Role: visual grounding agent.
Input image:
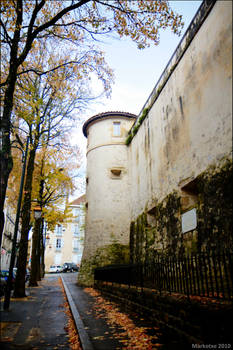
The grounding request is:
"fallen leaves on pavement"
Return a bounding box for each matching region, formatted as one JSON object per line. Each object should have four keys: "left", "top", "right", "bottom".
{"left": 84, "top": 287, "right": 163, "bottom": 349}
{"left": 0, "top": 322, "right": 21, "bottom": 342}
{"left": 58, "top": 278, "right": 82, "bottom": 350}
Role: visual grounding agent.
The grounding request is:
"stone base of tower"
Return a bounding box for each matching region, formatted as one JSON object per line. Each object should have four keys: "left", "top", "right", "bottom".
{"left": 77, "top": 243, "right": 130, "bottom": 286}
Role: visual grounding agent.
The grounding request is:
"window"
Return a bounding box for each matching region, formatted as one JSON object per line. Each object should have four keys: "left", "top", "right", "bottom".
{"left": 56, "top": 238, "right": 61, "bottom": 249}
{"left": 56, "top": 225, "right": 62, "bottom": 236}
{"left": 73, "top": 240, "right": 79, "bottom": 248}
{"left": 113, "top": 122, "right": 121, "bottom": 136}
{"left": 110, "top": 168, "right": 123, "bottom": 179}
{"left": 73, "top": 224, "right": 79, "bottom": 236}
{"left": 73, "top": 209, "right": 79, "bottom": 222}
{"left": 179, "top": 177, "right": 199, "bottom": 211}
{"left": 79, "top": 215, "right": 85, "bottom": 226}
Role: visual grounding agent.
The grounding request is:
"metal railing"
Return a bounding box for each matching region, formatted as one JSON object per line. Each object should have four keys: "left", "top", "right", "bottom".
{"left": 94, "top": 251, "right": 233, "bottom": 300}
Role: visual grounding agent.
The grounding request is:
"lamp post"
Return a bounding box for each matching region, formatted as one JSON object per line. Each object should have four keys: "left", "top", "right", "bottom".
{"left": 29, "top": 206, "right": 42, "bottom": 286}
{"left": 34, "top": 207, "right": 42, "bottom": 220}
{"left": 40, "top": 221, "right": 48, "bottom": 278}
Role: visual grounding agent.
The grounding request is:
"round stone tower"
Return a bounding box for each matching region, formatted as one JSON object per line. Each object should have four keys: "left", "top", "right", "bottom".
{"left": 82, "top": 111, "right": 136, "bottom": 261}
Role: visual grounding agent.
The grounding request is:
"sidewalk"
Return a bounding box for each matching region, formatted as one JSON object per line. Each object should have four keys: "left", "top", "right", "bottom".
{"left": 0, "top": 274, "right": 126, "bottom": 350}
{"left": 1, "top": 273, "right": 190, "bottom": 350}
{"left": 0, "top": 275, "right": 71, "bottom": 350}
{"left": 62, "top": 273, "right": 189, "bottom": 350}
{"left": 61, "top": 274, "right": 124, "bottom": 350}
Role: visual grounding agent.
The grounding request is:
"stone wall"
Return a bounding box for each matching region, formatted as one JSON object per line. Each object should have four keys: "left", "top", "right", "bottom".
{"left": 128, "top": 1, "right": 232, "bottom": 261}
{"left": 95, "top": 282, "right": 233, "bottom": 345}
{"left": 130, "top": 158, "right": 232, "bottom": 262}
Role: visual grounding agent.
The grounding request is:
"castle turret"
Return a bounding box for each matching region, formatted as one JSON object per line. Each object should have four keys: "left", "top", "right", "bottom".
{"left": 81, "top": 111, "right": 136, "bottom": 262}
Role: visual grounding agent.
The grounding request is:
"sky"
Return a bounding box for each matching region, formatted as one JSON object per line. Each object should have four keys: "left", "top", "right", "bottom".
{"left": 71, "top": 1, "right": 202, "bottom": 199}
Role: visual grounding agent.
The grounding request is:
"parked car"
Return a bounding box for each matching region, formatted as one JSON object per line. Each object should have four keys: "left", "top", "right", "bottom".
{"left": 55, "top": 265, "right": 63, "bottom": 273}
{"left": 62, "top": 263, "right": 79, "bottom": 272}
{"left": 49, "top": 265, "right": 58, "bottom": 273}
{"left": 0, "top": 269, "right": 16, "bottom": 295}
{"left": 0, "top": 273, "right": 7, "bottom": 296}
{"left": 49, "top": 265, "right": 63, "bottom": 273}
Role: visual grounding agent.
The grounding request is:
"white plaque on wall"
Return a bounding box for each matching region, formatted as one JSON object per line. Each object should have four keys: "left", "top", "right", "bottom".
{"left": 181, "top": 208, "right": 197, "bottom": 233}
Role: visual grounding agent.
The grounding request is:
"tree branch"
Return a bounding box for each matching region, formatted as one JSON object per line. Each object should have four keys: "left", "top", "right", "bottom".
{"left": 16, "top": 58, "right": 88, "bottom": 77}
{"left": 0, "top": 18, "right": 12, "bottom": 45}
{"left": 17, "top": 0, "right": 91, "bottom": 67}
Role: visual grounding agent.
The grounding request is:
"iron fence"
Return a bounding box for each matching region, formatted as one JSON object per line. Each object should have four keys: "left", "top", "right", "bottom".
{"left": 94, "top": 251, "right": 233, "bottom": 300}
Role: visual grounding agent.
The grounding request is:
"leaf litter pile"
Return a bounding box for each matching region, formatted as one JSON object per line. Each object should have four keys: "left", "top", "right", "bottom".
{"left": 84, "top": 287, "right": 163, "bottom": 349}
{"left": 59, "top": 277, "right": 81, "bottom": 350}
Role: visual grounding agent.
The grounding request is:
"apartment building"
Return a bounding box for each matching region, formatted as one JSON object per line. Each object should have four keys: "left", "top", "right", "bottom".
{"left": 0, "top": 201, "right": 22, "bottom": 270}
{"left": 44, "top": 195, "right": 85, "bottom": 271}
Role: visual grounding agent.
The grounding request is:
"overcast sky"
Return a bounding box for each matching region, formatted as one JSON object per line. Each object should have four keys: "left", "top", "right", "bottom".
{"left": 71, "top": 1, "right": 202, "bottom": 198}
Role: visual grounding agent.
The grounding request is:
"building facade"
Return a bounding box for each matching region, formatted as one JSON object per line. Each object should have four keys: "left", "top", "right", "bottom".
{"left": 44, "top": 195, "right": 85, "bottom": 271}
{"left": 79, "top": 1, "right": 232, "bottom": 284}
{"left": 0, "top": 201, "right": 22, "bottom": 270}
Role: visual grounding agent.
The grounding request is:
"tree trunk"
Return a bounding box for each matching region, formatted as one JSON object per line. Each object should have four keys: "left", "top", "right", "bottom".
{"left": 40, "top": 222, "right": 45, "bottom": 278}
{"left": 14, "top": 147, "right": 36, "bottom": 297}
{"left": 0, "top": 1, "right": 22, "bottom": 244}
{"left": 0, "top": 76, "right": 17, "bottom": 246}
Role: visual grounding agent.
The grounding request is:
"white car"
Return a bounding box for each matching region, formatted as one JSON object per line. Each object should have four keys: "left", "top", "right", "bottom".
{"left": 49, "top": 265, "right": 58, "bottom": 273}
{"left": 49, "top": 265, "right": 63, "bottom": 273}
{"left": 55, "top": 265, "right": 63, "bottom": 272}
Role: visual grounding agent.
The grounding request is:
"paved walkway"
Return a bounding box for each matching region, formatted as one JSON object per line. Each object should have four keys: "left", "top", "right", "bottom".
{"left": 62, "top": 273, "right": 124, "bottom": 350}
{"left": 0, "top": 275, "right": 70, "bottom": 349}
{"left": 61, "top": 273, "right": 189, "bottom": 350}
{"left": 0, "top": 274, "right": 127, "bottom": 350}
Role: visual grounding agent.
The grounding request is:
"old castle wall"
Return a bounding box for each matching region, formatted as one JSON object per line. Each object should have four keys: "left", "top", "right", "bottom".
{"left": 79, "top": 1, "right": 232, "bottom": 285}
{"left": 81, "top": 115, "right": 135, "bottom": 261}
{"left": 128, "top": 1, "right": 232, "bottom": 261}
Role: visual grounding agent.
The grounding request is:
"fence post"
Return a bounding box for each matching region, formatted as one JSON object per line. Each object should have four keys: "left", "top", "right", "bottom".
{"left": 183, "top": 256, "right": 190, "bottom": 299}
{"left": 140, "top": 264, "right": 143, "bottom": 293}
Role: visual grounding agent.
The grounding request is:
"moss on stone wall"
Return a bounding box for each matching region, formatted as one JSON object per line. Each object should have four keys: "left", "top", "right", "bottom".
{"left": 130, "top": 192, "right": 182, "bottom": 264}
{"left": 77, "top": 243, "right": 130, "bottom": 286}
{"left": 196, "top": 158, "right": 233, "bottom": 251}
{"left": 130, "top": 158, "right": 232, "bottom": 262}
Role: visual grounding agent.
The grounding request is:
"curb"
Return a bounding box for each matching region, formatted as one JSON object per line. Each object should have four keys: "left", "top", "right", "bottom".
{"left": 61, "top": 276, "right": 94, "bottom": 350}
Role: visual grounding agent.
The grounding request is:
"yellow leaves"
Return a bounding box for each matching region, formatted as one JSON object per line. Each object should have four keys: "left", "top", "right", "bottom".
{"left": 59, "top": 278, "right": 82, "bottom": 350}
